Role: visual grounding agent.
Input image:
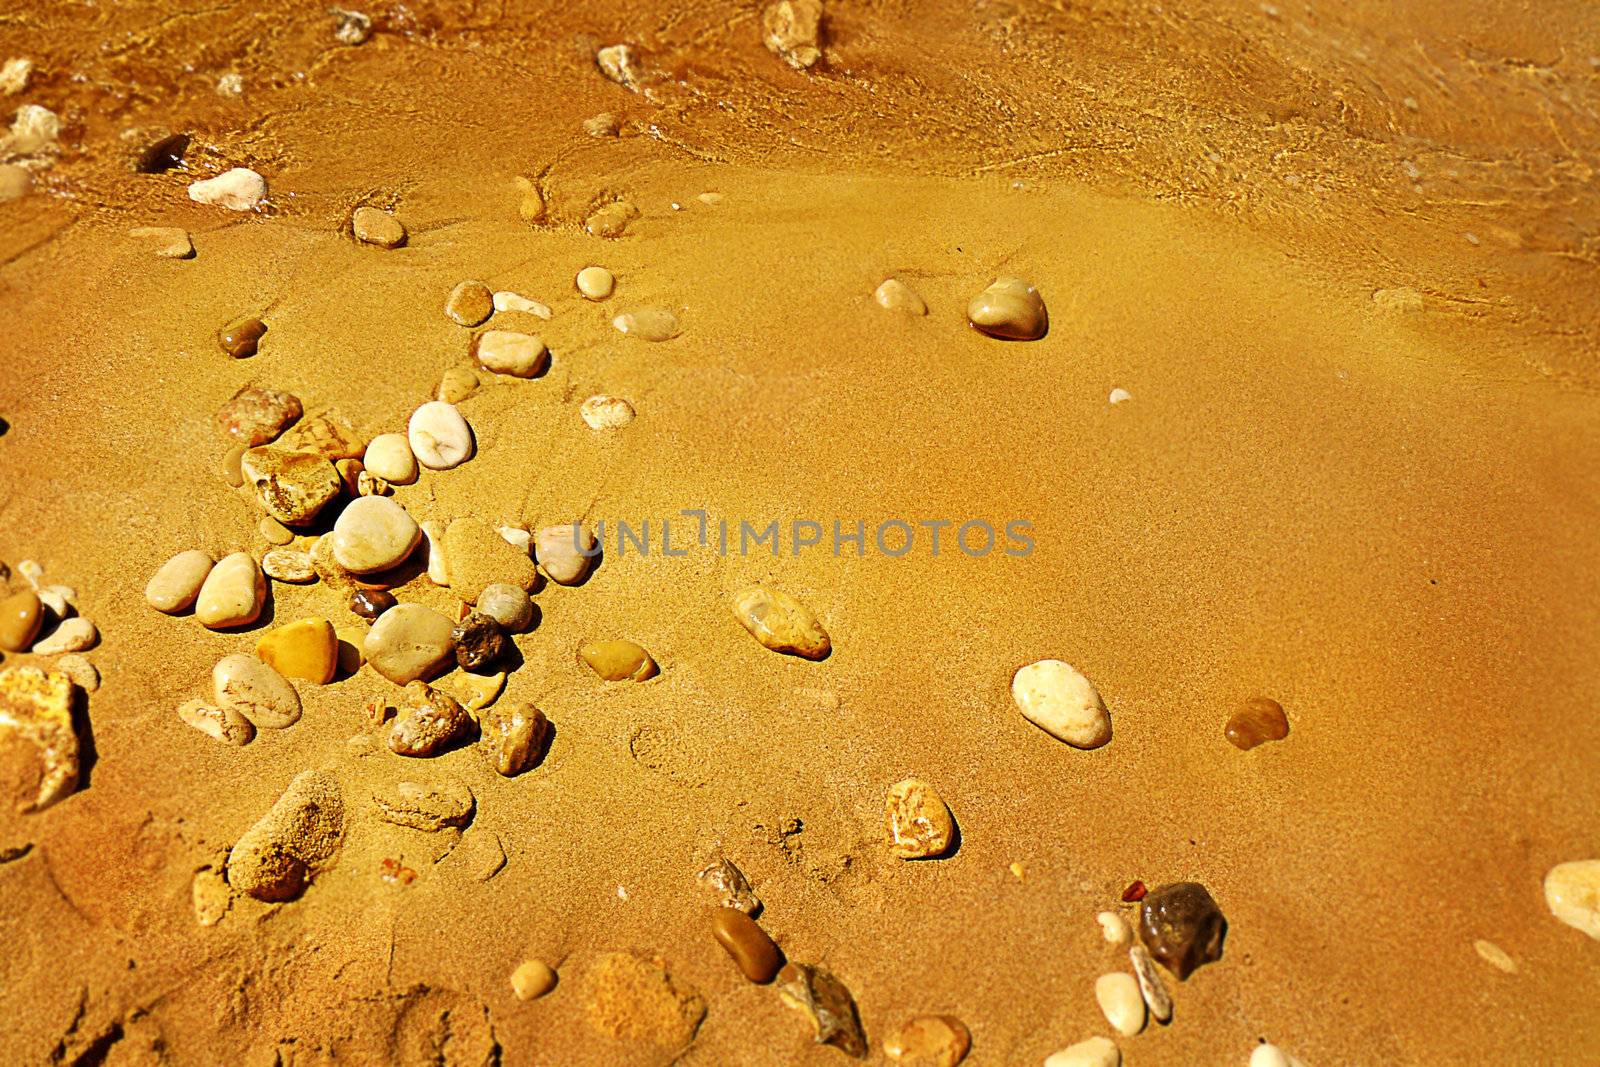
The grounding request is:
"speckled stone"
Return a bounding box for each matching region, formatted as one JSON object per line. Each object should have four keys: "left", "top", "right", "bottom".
{"left": 215, "top": 386, "right": 302, "bottom": 447}
{"left": 445, "top": 280, "right": 494, "bottom": 326}
{"left": 731, "top": 586, "right": 830, "bottom": 660}
{"left": 241, "top": 447, "right": 342, "bottom": 526}
{"left": 213, "top": 651, "right": 302, "bottom": 729}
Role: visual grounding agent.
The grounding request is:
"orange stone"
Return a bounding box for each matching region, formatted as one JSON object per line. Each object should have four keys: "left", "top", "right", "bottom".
{"left": 256, "top": 617, "right": 338, "bottom": 684}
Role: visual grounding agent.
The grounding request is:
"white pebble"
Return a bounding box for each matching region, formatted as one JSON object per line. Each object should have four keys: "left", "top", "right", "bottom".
{"left": 492, "top": 291, "right": 552, "bottom": 318}
{"left": 1012, "top": 659, "right": 1112, "bottom": 749}
{"left": 576, "top": 266, "right": 615, "bottom": 300}
{"left": 5, "top": 104, "right": 59, "bottom": 155}
{"left": 0, "top": 58, "right": 33, "bottom": 96}
{"left": 261, "top": 549, "right": 316, "bottom": 584}
{"left": 474, "top": 330, "right": 548, "bottom": 379}
{"left": 581, "top": 394, "right": 635, "bottom": 430}
{"left": 422, "top": 520, "right": 449, "bottom": 586}
{"left": 213, "top": 652, "right": 301, "bottom": 729}
{"left": 498, "top": 526, "right": 532, "bottom": 555}
{"left": 612, "top": 306, "right": 679, "bottom": 341}
{"left": 1108, "top": 388, "right": 1132, "bottom": 404}
{"left": 873, "top": 277, "right": 927, "bottom": 315}
{"left": 1097, "top": 911, "right": 1131, "bottom": 946}
{"left": 408, "top": 401, "right": 473, "bottom": 469}
{"left": 1544, "top": 859, "right": 1600, "bottom": 940}
{"left": 42, "top": 583, "right": 75, "bottom": 605}
{"left": 1043, "top": 1036, "right": 1120, "bottom": 1067}
{"left": 1094, "top": 972, "right": 1145, "bottom": 1037}
{"left": 1249, "top": 1045, "right": 1292, "bottom": 1067}
{"left": 216, "top": 72, "right": 244, "bottom": 96}
{"left": 37, "top": 588, "right": 71, "bottom": 619}
{"left": 364, "top": 433, "right": 418, "bottom": 485}
{"left": 188, "top": 167, "right": 266, "bottom": 211}
{"left": 32, "top": 617, "right": 97, "bottom": 655}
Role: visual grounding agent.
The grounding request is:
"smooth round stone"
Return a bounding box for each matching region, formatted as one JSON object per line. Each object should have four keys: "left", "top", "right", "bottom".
{"left": 1544, "top": 860, "right": 1600, "bottom": 940}
{"left": 445, "top": 280, "right": 494, "bottom": 327}
{"left": 241, "top": 447, "right": 342, "bottom": 526}
{"left": 477, "top": 583, "right": 534, "bottom": 633}
{"left": 331, "top": 497, "right": 421, "bottom": 574}
{"left": 188, "top": 167, "right": 266, "bottom": 211}
{"left": 213, "top": 652, "right": 301, "bottom": 728}
{"left": 967, "top": 276, "right": 1048, "bottom": 340}
{"left": 884, "top": 777, "right": 955, "bottom": 859}
{"left": 363, "top": 433, "right": 418, "bottom": 485}
{"left": 473, "top": 330, "right": 548, "bottom": 378}
{"left": 262, "top": 549, "right": 315, "bottom": 584}
{"left": 177, "top": 698, "right": 255, "bottom": 746}
{"left": 731, "top": 586, "right": 831, "bottom": 660}
{"left": 195, "top": 552, "right": 266, "bottom": 629}
{"left": 511, "top": 959, "right": 557, "bottom": 1001}
{"left": 576, "top": 266, "right": 615, "bottom": 300}
{"left": 1011, "top": 659, "right": 1111, "bottom": 749}
{"left": 349, "top": 588, "right": 396, "bottom": 621}
{"left": 258, "top": 516, "right": 294, "bottom": 546}
{"left": 1095, "top": 972, "right": 1144, "bottom": 1036}
{"left": 882, "top": 1014, "right": 971, "bottom": 1066}
{"left": 146, "top": 550, "right": 214, "bottom": 613}
{"left": 256, "top": 618, "right": 338, "bottom": 684}
{"left": 437, "top": 366, "right": 479, "bottom": 404}
{"left": 0, "top": 589, "right": 43, "bottom": 652}
{"left": 352, "top": 206, "right": 405, "bottom": 248}
{"left": 874, "top": 278, "right": 928, "bottom": 315}
{"left": 581, "top": 395, "right": 635, "bottom": 430}
{"left": 32, "top": 617, "right": 97, "bottom": 655}
{"left": 578, "top": 638, "right": 658, "bottom": 681}
{"left": 364, "top": 604, "right": 456, "bottom": 685}
{"left": 712, "top": 907, "right": 781, "bottom": 983}
{"left": 534, "top": 523, "right": 597, "bottom": 586}
{"left": 1043, "top": 1037, "right": 1120, "bottom": 1067}
{"left": 612, "top": 306, "right": 680, "bottom": 341}
{"left": 408, "top": 401, "right": 473, "bottom": 470}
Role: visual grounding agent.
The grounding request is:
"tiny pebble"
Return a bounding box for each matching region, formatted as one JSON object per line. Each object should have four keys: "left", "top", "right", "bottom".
{"left": 1095, "top": 972, "right": 1145, "bottom": 1036}
{"left": 437, "top": 366, "right": 480, "bottom": 404}
{"left": 451, "top": 611, "right": 508, "bottom": 671}
{"left": 514, "top": 175, "right": 545, "bottom": 224}
{"left": 389, "top": 680, "right": 471, "bottom": 756}
{"left": 1011, "top": 659, "right": 1111, "bottom": 749}
{"left": 348, "top": 588, "right": 396, "bottom": 621}
{"left": 36, "top": 588, "right": 70, "bottom": 619}
{"left": 585, "top": 200, "right": 639, "bottom": 237}
{"left": 1225, "top": 696, "right": 1289, "bottom": 750}
{"left": 448, "top": 669, "right": 508, "bottom": 713}
{"left": 874, "top": 278, "right": 927, "bottom": 315}
{"left": 612, "top": 306, "right": 679, "bottom": 341}
{"left": 188, "top": 167, "right": 266, "bottom": 211}
{"left": 763, "top": 0, "right": 823, "bottom": 69}
{"left": 511, "top": 959, "right": 557, "bottom": 1001}
{"left": 408, "top": 401, "right": 474, "bottom": 470}
{"left": 596, "top": 44, "right": 641, "bottom": 89}
{"left": 576, "top": 266, "right": 615, "bottom": 300}
{"left": 262, "top": 549, "right": 315, "bottom": 584}
{"left": 578, "top": 638, "right": 658, "bottom": 681}
{"left": 583, "top": 112, "right": 620, "bottom": 137}
{"left": 223, "top": 444, "right": 248, "bottom": 486}
{"left": 257, "top": 516, "right": 294, "bottom": 546}
{"left": 17, "top": 560, "right": 42, "bottom": 587}
{"left": 1098, "top": 911, "right": 1131, "bottom": 946}
{"left": 498, "top": 525, "right": 531, "bottom": 555}
{"left": 1108, "top": 388, "right": 1132, "bottom": 404}
{"left": 1473, "top": 939, "right": 1518, "bottom": 973}
{"left": 492, "top": 291, "right": 551, "bottom": 317}
{"left": 445, "top": 280, "right": 494, "bottom": 327}
{"left": 32, "top": 617, "right": 97, "bottom": 655}
{"left": 882, "top": 1014, "right": 971, "bottom": 1066}
{"left": 581, "top": 395, "right": 635, "bottom": 430}
{"left": 219, "top": 317, "right": 266, "bottom": 358}
{"left": 352, "top": 205, "right": 405, "bottom": 248}
{"left": 473, "top": 330, "right": 549, "bottom": 378}
{"left": 0, "top": 58, "right": 32, "bottom": 95}
{"left": 422, "top": 520, "right": 449, "bottom": 586}
{"left": 146, "top": 550, "right": 214, "bottom": 613}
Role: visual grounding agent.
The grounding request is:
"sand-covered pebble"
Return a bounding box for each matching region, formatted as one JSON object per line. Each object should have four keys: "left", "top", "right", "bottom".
{"left": 364, "top": 603, "right": 455, "bottom": 684}
{"left": 612, "top": 306, "right": 680, "bottom": 341}
{"left": 408, "top": 401, "right": 473, "bottom": 470}
{"left": 32, "top": 617, "right": 96, "bottom": 655}
{"left": 262, "top": 549, "right": 315, "bottom": 584}
{"left": 697, "top": 855, "right": 761, "bottom": 914}
{"left": 146, "top": 550, "right": 214, "bottom": 613}
{"left": 581, "top": 394, "right": 636, "bottom": 430}
{"left": 242, "top": 448, "right": 342, "bottom": 526}
{"left": 352, "top": 206, "right": 405, "bottom": 248}
{"left": 1544, "top": 860, "right": 1600, "bottom": 940}
{"left": 437, "top": 366, "right": 479, "bottom": 404}
{"left": 213, "top": 652, "right": 302, "bottom": 728}
{"left": 445, "top": 280, "right": 494, "bottom": 326}
{"left": 0, "top": 666, "right": 80, "bottom": 811}
{"left": 1043, "top": 1037, "right": 1120, "bottom": 1067}
{"left": 363, "top": 433, "right": 417, "bottom": 485}
{"left": 579, "top": 638, "right": 658, "bottom": 681}
{"left": 480, "top": 702, "right": 550, "bottom": 776}
{"left": 0, "top": 588, "right": 43, "bottom": 652}
{"left": 258, "top": 516, "right": 294, "bottom": 546}
{"left": 177, "top": 698, "right": 255, "bottom": 746}
{"left": 514, "top": 174, "right": 545, "bottom": 223}
{"left": 54, "top": 654, "right": 98, "bottom": 692}
{"left": 332, "top": 497, "right": 421, "bottom": 574}
{"left": 579, "top": 952, "right": 706, "bottom": 1051}
{"left": 585, "top": 200, "right": 639, "bottom": 238}
{"left": 477, "top": 582, "right": 534, "bottom": 633}
{"left": 389, "top": 681, "right": 471, "bottom": 756}
{"left": 576, "top": 266, "right": 615, "bottom": 300}
{"left": 883, "top": 1014, "right": 971, "bottom": 1066}
{"left": 372, "top": 780, "right": 474, "bottom": 831}
{"left": 215, "top": 386, "right": 302, "bottom": 447}
{"left": 473, "top": 330, "right": 548, "bottom": 378}
{"left": 884, "top": 777, "right": 955, "bottom": 859}
{"left": 583, "top": 112, "right": 620, "bottom": 137}
{"left": 256, "top": 618, "right": 338, "bottom": 684}
{"left": 227, "top": 769, "right": 344, "bottom": 901}
{"left": 874, "top": 278, "right": 927, "bottom": 315}
{"left": 130, "top": 226, "right": 194, "bottom": 259}
{"left": 446, "top": 517, "right": 538, "bottom": 603}
{"left": 732, "top": 586, "right": 831, "bottom": 660}
{"left": 188, "top": 167, "right": 266, "bottom": 211}
{"left": 512, "top": 960, "right": 558, "bottom": 1001}
{"left": 534, "top": 523, "right": 598, "bottom": 585}
{"left": 0, "top": 58, "right": 33, "bottom": 95}
{"left": 1012, "top": 660, "right": 1111, "bottom": 749}
{"left": 195, "top": 552, "right": 266, "bottom": 629}
{"left": 968, "top": 276, "right": 1048, "bottom": 340}
{"left": 280, "top": 410, "right": 364, "bottom": 460}
{"left": 713, "top": 907, "right": 781, "bottom": 983}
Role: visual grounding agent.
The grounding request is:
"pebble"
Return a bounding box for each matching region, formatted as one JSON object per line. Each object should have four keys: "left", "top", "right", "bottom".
{"left": 437, "top": 366, "right": 479, "bottom": 404}
{"left": 534, "top": 523, "right": 598, "bottom": 585}
{"left": 262, "top": 549, "right": 315, "bottom": 584}
{"left": 712, "top": 906, "right": 782, "bottom": 983}
{"left": 446, "top": 517, "right": 538, "bottom": 602}
{"left": 332, "top": 7, "right": 372, "bottom": 44}
{"left": 0, "top": 666, "right": 79, "bottom": 811}
{"left": 349, "top": 588, "right": 396, "bottom": 621}
{"left": 1108, "top": 387, "right": 1132, "bottom": 404}
{"left": 54, "top": 654, "right": 98, "bottom": 692}
{"left": 4, "top": 103, "right": 58, "bottom": 155}
{"left": 473, "top": 329, "right": 549, "bottom": 378}
{"left": 372, "top": 780, "right": 474, "bottom": 831}
{"left": 443, "top": 668, "right": 505, "bottom": 711}
{"left": 219, "top": 316, "right": 266, "bottom": 358}
{"left": 215, "top": 386, "right": 302, "bottom": 447}
{"left": 188, "top": 167, "right": 267, "bottom": 211}
{"left": 1011, "top": 660, "right": 1111, "bottom": 749}
{"left": 17, "top": 560, "right": 41, "bottom": 587}
{"left": 595, "top": 44, "right": 642, "bottom": 90}
{"left": 351, "top": 205, "right": 405, "bottom": 248}
{"left": 256, "top": 617, "right": 338, "bottom": 684}
{"left": 0, "top": 58, "right": 32, "bottom": 95}
{"left": 334, "top": 626, "right": 364, "bottom": 675}
{"left": 222, "top": 444, "right": 248, "bottom": 486}
{"left": 967, "top": 276, "right": 1048, "bottom": 340}
{"left": 0, "top": 589, "right": 43, "bottom": 652}
{"left": 357, "top": 469, "right": 391, "bottom": 498}
{"left": 242, "top": 447, "right": 342, "bottom": 526}
{"left": 445, "top": 280, "right": 494, "bottom": 327}
{"left": 776, "top": 963, "right": 866, "bottom": 1058}
{"left": 1128, "top": 944, "right": 1173, "bottom": 1023}
{"left": 35, "top": 588, "right": 70, "bottom": 621}
{"left": 1098, "top": 911, "right": 1132, "bottom": 946}
{"left": 492, "top": 290, "right": 551, "bottom": 317}
{"left": 364, "top": 604, "right": 455, "bottom": 684}
{"left": 579, "top": 952, "right": 706, "bottom": 1050}
{"left": 583, "top": 112, "right": 620, "bottom": 137}
{"left": 1225, "top": 696, "right": 1289, "bottom": 750}
{"left": 1043, "top": 1037, "right": 1121, "bottom": 1067}
{"left": 477, "top": 582, "right": 535, "bottom": 633}
{"left": 227, "top": 769, "right": 344, "bottom": 901}
{"left": 514, "top": 175, "right": 545, "bottom": 224}
{"left": 129, "top": 226, "right": 194, "bottom": 259}
{"left": 511, "top": 959, "right": 558, "bottom": 1001}
{"left": 190, "top": 867, "right": 230, "bottom": 926}
{"left": 332, "top": 496, "right": 421, "bottom": 575}
{"left": 884, "top": 777, "right": 955, "bottom": 859}
{"left": 882, "top": 1015, "right": 971, "bottom": 1066}
{"left": 213, "top": 652, "right": 302, "bottom": 728}
{"left": 576, "top": 266, "right": 615, "bottom": 300}
{"left": 121, "top": 126, "right": 189, "bottom": 172}
{"left": 177, "top": 698, "right": 255, "bottom": 746}
{"left": 389, "top": 681, "right": 472, "bottom": 756}
{"left": 1543, "top": 859, "right": 1600, "bottom": 940}
{"left": 481, "top": 702, "right": 550, "bottom": 776}
{"left": 581, "top": 394, "right": 636, "bottom": 430}
{"left": 146, "top": 550, "right": 214, "bottom": 613}
{"left": 1139, "top": 881, "right": 1227, "bottom": 980}
{"left": 698, "top": 856, "right": 761, "bottom": 914}
{"left": 731, "top": 586, "right": 831, "bottom": 660}
{"left": 1249, "top": 1045, "right": 1294, "bottom": 1067}
{"left": 257, "top": 516, "right": 294, "bottom": 546}
{"left": 763, "top": 0, "right": 824, "bottom": 69}
{"left": 422, "top": 520, "right": 449, "bottom": 585}
{"left": 280, "top": 410, "right": 365, "bottom": 459}
{"left": 195, "top": 552, "right": 266, "bottom": 629}
{"left": 31, "top": 617, "right": 96, "bottom": 655}
{"left": 360, "top": 433, "right": 417, "bottom": 485}
{"left": 452, "top": 611, "right": 507, "bottom": 671}
{"left": 874, "top": 278, "right": 927, "bottom": 315}
{"left": 408, "top": 401, "right": 474, "bottom": 470}
{"left": 579, "top": 638, "right": 658, "bottom": 681}
{"left": 612, "top": 306, "right": 680, "bottom": 341}
{"left": 586, "top": 200, "right": 641, "bottom": 238}
{"left": 1473, "top": 939, "right": 1518, "bottom": 974}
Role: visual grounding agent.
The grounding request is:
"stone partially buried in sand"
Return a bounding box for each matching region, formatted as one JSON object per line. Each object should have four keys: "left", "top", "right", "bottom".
{"left": 473, "top": 330, "right": 548, "bottom": 378}
{"left": 480, "top": 702, "right": 550, "bottom": 777}
{"left": 1043, "top": 1037, "right": 1120, "bottom": 1067}
{"left": 214, "top": 652, "right": 302, "bottom": 728}
{"left": 776, "top": 962, "right": 867, "bottom": 1058}
{"left": 364, "top": 603, "right": 456, "bottom": 685}
{"left": 352, "top": 205, "right": 405, "bottom": 248}
{"left": 732, "top": 586, "right": 831, "bottom": 660}
{"left": 177, "top": 698, "right": 255, "bottom": 746}
{"left": 874, "top": 277, "right": 927, "bottom": 315}
{"left": 580, "top": 952, "right": 706, "bottom": 1051}
{"left": 408, "top": 401, "right": 473, "bottom": 470}
{"left": 215, "top": 386, "right": 302, "bottom": 447}
{"left": 763, "top": 0, "right": 824, "bottom": 70}
{"left": 0, "top": 666, "right": 80, "bottom": 812}
{"left": 195, "top": 552, "right": 265, "bottom": 630}
{"left": 146, "top": 550, "right": 214, "bottom": 613}
{"left": 967, "top": 276, "right": 1047, "bottom": 340}
{"left": 446, "top": 517, "right": 538, "bottom": 604}
{"left": 279, "top": 410, "right": 365, "bottom": 460}
{"left": 883, "top": 1014, "right": 971, "bottom": 1066}
{"left": 227, "top": 769, "right": 344, "bottom": 902}
{"left": 1543, "top": 860, "right": 1600, "bottom": 940}
{"left": 331, "top": 496, "right": 421, "bottom": 574}
{"left": 188, "top": 167, "right": 266, "bottom": 211}
{"left": 445, "top": 280, "right": 494, "bottom": 326}
{"left": 256, "top": 618, "right": 338, "bottom": 684}
{"left": 884, "top": 777, "right": 955, "bottom": 860}
{"left": 476, "top": 582, "right": 534, "bottom": 633}
{"left": 129, "top": 226, "right": 193, "bottom": 259}
{"left": 581, "top": 395, "right": 635, "bottom": 430}
{"left": 241, "top": 447, "right": 342, "bottom": 526}
{"left": 1011, "top": 659, "right": 1111, "bottom": 749}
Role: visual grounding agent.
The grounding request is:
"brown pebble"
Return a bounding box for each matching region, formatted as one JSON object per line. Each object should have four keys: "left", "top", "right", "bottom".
{"left": 578, "top": 638, "right": 658, "bottom": 681}
{"left": 452, "top": 611, "right": 508, "bottom": 671}
{"left": 883, "top": 1014, "right": 971, "bottom": 1066}
{"left": 222, "top": 444, "right": 248, "bottom": 487}
{"left": 121, "top": 126, "right": 189, "bottom": 173}
{"left": 349, "top": 588, "right": 396, "bottom": 621}
{"left": 1225, "top": 696, "right": 1289, "bottom": 750}
{"left": 776, "top": 962, "right": 867, "bottom": 1058}
{"left": 258, "top": 515, "right": 294, "bottom": 546}
{"left": 1138, "top": 881, "right": 1227, "bottom": 980}
{"left": 0, "top": 589, "right": 43, "bottom": 652}
{"left": 712, "top": 907, "right": 782, "bottom": 983}
{"left": 445, "top": 280, "right": 494, "bottom": 327}
{"left": 219, "top": 316, "right": 266, "bottom": 358}
{"left": 336, "top": 457, "right": 364, "bottom": 497}
{"left": 480, "top": 702, "right": 550, "bottom": 776}
{"left": 437, "top": 366, "right": 479, "bottom": 404}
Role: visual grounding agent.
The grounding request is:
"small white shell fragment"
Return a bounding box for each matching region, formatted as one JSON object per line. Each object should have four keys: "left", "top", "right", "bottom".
{"left": 1097, "top": 911, "right": 1131, "bottom": 946}
{"left": 1108, "top": 388, "right": 1132, "bottom": 404}
{"left": 492, "top": 291, "right": 552, "bottom": 318}
{"left": 576, "top": 266, "right": 615, "bottom": 300}
{"left": 1094, "top": 971, "right": 1145, "bottom": 1037}
{"left": 0, "top": 58, "right": 33, "bottom": 96}
{"left": 581, "top": 395, "right": 636, "bottom": 430}
{"left": 188, "top": 167, "right": 266, "bottom": 211}
{"left": 1043, "top": 1036, "right": 1120, "bottom": 1067}
{"left": 1472, "top": 939, "right": 1517, "bottom": 974}
{"left": 37, "top": 589, "right": 71, "bottom": 619}
{"left": 596, "top": 44, "right": 641, "bottom": 89}
{"left": 1543, "top": 859, "right": 1600, "bottom": 940}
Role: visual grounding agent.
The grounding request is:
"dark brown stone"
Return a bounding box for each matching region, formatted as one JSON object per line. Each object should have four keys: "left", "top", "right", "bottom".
{"left": 219, "top": 317, "right": 266, "bottom": 358}
{"left": 349, "top": 589, "right": 396, "bottom": 621}
{"left": 1224, "top": 696, "right": 1289, "bottom": 750}
{"left": 1138, "top": 882, "right": 1227, "bottom": 981}
{"left": 452, "top": 611, "right": 507, "bottom": 671}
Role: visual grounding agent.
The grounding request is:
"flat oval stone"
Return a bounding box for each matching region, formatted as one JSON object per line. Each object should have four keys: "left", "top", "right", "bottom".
{"left": 146, "top": 550, "right": 214, "bottom": 613}
{"left": 874, "top": 278, "right": 928, "bottom": 316}
{"left": 177, "top": 698, "right": 255, "bottom": 745}
{"left": 445, "top": 280, "right": 494, "bottom": 326}
{"left": 477, "top": 582, "right": 534, "bottom": 633}
{"left": 578, "top": 638, "right": 658, "bottom": 681}
{"left": 712, "top": 907, "right": 781, "bottom": 983}
{"left": 437, "top": 366, "right": 479, "bottom": 404}
{"left": 363, "top": 433, "right": 418, "bottom": 485}
{"left": 581, "top": 395, "right": 635, "bottom": 430}
{"left": 732, "top": 586, "right": 830, "bottom": 660}
{"left": 884, "top": 777, "right": 955, "bottom": 859}
{"left": 967, "top": 276, "right": 1047, "bottom": 340}
{"left": 262, "top": 549, "right": 315, "bottom": 584}
{"left": 256, "top": 617, "right": 338, "bottom": 684}
{"left": 1138, "top": 881, "right": 1227, "bottom": 980}
{"left": 534, "top": 523, "right": 598, "bottom": 585}
{"left": 474, "top": 330, "right": 548, "bottom": 378}
{"left": 1128, "top": 944, "right": 1172, "bottom": 1023}
{"left": 1011, "top": 659, "right": 1111, "bottom": 749}
{"left": 241, "top": 447, "right": 341, "bottom": 526}
{"left": 389, "top": 680, "right": 471, "bottom": 756}
{"left": 1225, "top": 696, "right": 1289, "bottom": 750}
{"left": 408, "top": 401, "right": 473, "bottom": 470}
{"left": 612, "top": 306, "right": 680, "bottom": 341}
{"left": 195, "top": 552, "right": 265, "bottom": 629}
{"left": 363, "top": 603, "right": 455, "bottom": 684}
{"left": 0, "top": 589, "right": 43, "bottom": 652}
{"left": 1094, "top": 972, "right": 1145, "bottom": 1037}
{"left": 331, "top": 496, "right": 421, "bottom": 574}
{"left": 32, "top": 617, "right": 97, "bottom": 655}
{"left": 576, "top": 265, "right": 615, "bottom": 299}
{"left": 493, "top": 290, "right": 551, "bottom": 316}
{"left": 1043, "top": 1036, "right": 1121, "bottom": 1067}
{"left": 1544, "top": 859, "right": 1600, "bottom": 940}
{"left": 213, "top": 652, "right": 302, "bottom": 728}
{"left": 883, "top": 1014, "right": 971, "bottom": 1066}
{"left": 352, "top": 205, "right": 405, "bottom": 248}
{"left": 215, "top": 386, "right": 302, "bottom": 447}
{"left": 258, "top": 515, "right": 294, "bottom": 545}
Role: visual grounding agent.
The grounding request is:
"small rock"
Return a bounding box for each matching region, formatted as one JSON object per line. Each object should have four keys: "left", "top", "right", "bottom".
{"left": 697, "top": 855, "right": 761, "bottom": 914}
{"left": 331, "top": 496, "right": 421, "bottom": 574}
{"left": 16, "top": 560, "right": 41, "bottom": 588}
{"left": 1138, "top": 881, "right": 1227, "bottom": 980}
{"left": 422, "top": 520, "right": 449, "bottom": 586}
{"left": 177, "top": 698, "right": 255, "bottom": 746}
{"left": 1544, "top": 859, "right": 1600, "bottom": 940}
{"left": 445, "top": 280, "right": 494, "bottom": 327}
{"left": 215, "top": 386, "right": 302, "bottom": 447}
{"left": 31, "top": 617, "right": 96, "bottom": 655}
{"left": 1225, "top": 696, "right": 1289, "bottom": 750}
{"left": 349, "top": 588, "right": 396, "bottom": 621}
{"left": 120, "top": 126, "right": 190, "bottom": 172}
{"left": 188, "top": 167, "right": 266, "bottom": 211}
{"left": 612, "top": 306, "right": 679, "bottom": 340}
{"left": 255, "top": 617, "right": 338, "bottom": 684}
{"left": 257, "top": 516, "right": 294, "bottom": 546}
{"left": 0, "top": 58, "right": 32, "bottom": 96}
{"left": 129, "top": 226, "right": 193, "bottom": 259}
{"left": 445, "top": 517, "right": 538, "bottom": 603}
{"left": 1108, "top": 387, "right": 1132, "bottom": 404}
{"left": 492, "top": 290, "right": 551, "bottom": 317}
{"left": 0, "top": 589, "right": 42, "bottom": 652}
{"left": 357, "top": 469, "right": 390, "bottom": 497}
{"left": 579, "top": 639, "right": 658, "bottom": 681}
{"left": 586, "top": 200, "right": 640, "bottom": 238}
{"left": 480, "top": 702, "right": 549, "bottom": 776}
{"left": 442, "top": 669, "right": 505, "bottom": 712}
{"left": 576, "top": 266, "right": 615, "bottom": 300}
{"left": 477, "top": 582, "right": 534, "bottom": 633}
{"left": 262, "top": 549, "right": 315, "bottom": 584}
{"left": 280, "top": 410, "right": 365, "bottom": 460}
{"left": 873, "top": 277, "right": 927, "bottom": 315}
{"left": 967, "top": 276, "right": 1048, "bottom": 340}
{"left": 213, "top": 652, "right": 301, "bottom": 728}
{"left": 511, "top": 959, "right": 557, "bottom": 1001}
{"left": 534, "top": 523, "right": 598, "bottom": 585}
{"left": 595, "top": 45, "right": 642, "bottom": 90}
{"left": 580, "top": 953, "right": 706, "bottom": 1049}
{"left": 0, "top": 162, "right": 29, "bottom": 202}
{"left": 1097, "top": 911, "right": 1131, "bottom": 946}
{"left": 242, "top": 447, "right": 341, "bottom": 526}
{"left": 216, "top": 73, "right": 244, "bottom": 96}
{"left": 0, "top": 666, "right": 80, "bottom": 812}
{"left": 222, "top": 444, "right": 248, "bottom": 486}
{"left": 191, "top": 867, "right": 232, "bottom": 925}
{"left": 227, "top": 769, "right": 344, "bottom": 901}
{"left": 1011, "top": 659, "right": 1111, "bottom": 749}
{"left": 331, "top": 7, "right": 372, "bottom": 44}
{"left": 373, "top": 780, "right": 474, "bottom": 831}
{"left": 195, "top": 552, "right": 266, "bottom": 629}
{"left": 882, "top": 1015, "right": 971, "bottom": 1067}
{"left": 581, "top": 395, "right": 635, "bottom": 430}
{"left": 884, "top": 777, "right": 955, "bottom": 859}
{"left": 1373, "top": 286, "right": 1424, "bottom": 312}
{"left": 1043, "top": 1037, "right": 1120, "bottom": 1067}
{"left": 452, "top": 611, "right": 507, "bottom": 671}
{"left": 1128, "top": 944, "right": 1172, "bottom": 1023}
{"left": 364, "top": 604, "right": 455, "bottom": 685}
{"left": 351, "top": 205, "right": 404, "bottom": 247}
{"left": 763, "top": 0, "right": 824, "bottom": 69}
{"left": 731, "top": 586, "right": 831, "bottom": 660}
{"left": 389, "top": 681, "right": 472, "bottom": 756}
{"left": 514, "top": 175, "right": 545, "bottom": 224}
{"left": 54, "top": 654, "right": 98, "bottom": 692}
{"left": 408, "top": 401, "right": 473, "bottom": 470}
{"left": 776, "top": 962, "right": 866, "bottom": 1058}
{"left": 218, "top": 316, "right": 266, "bottom": 358}
{"left": 3, "top": 103, "right": 59, "bottom": 155}
{"left": 583, "top": 112, "right": 620, "bottom": 137}
{"left": 437, "top": 366, "right": 479, "bottom": 404}
{"left": 146, "top": 550, "right": 214, "bottom": 613}
{"left": 473, "top": 329, "right": 548, "bottom": 378}
{"left": 713, "top": 907, "right": 782, "bottom": 983}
